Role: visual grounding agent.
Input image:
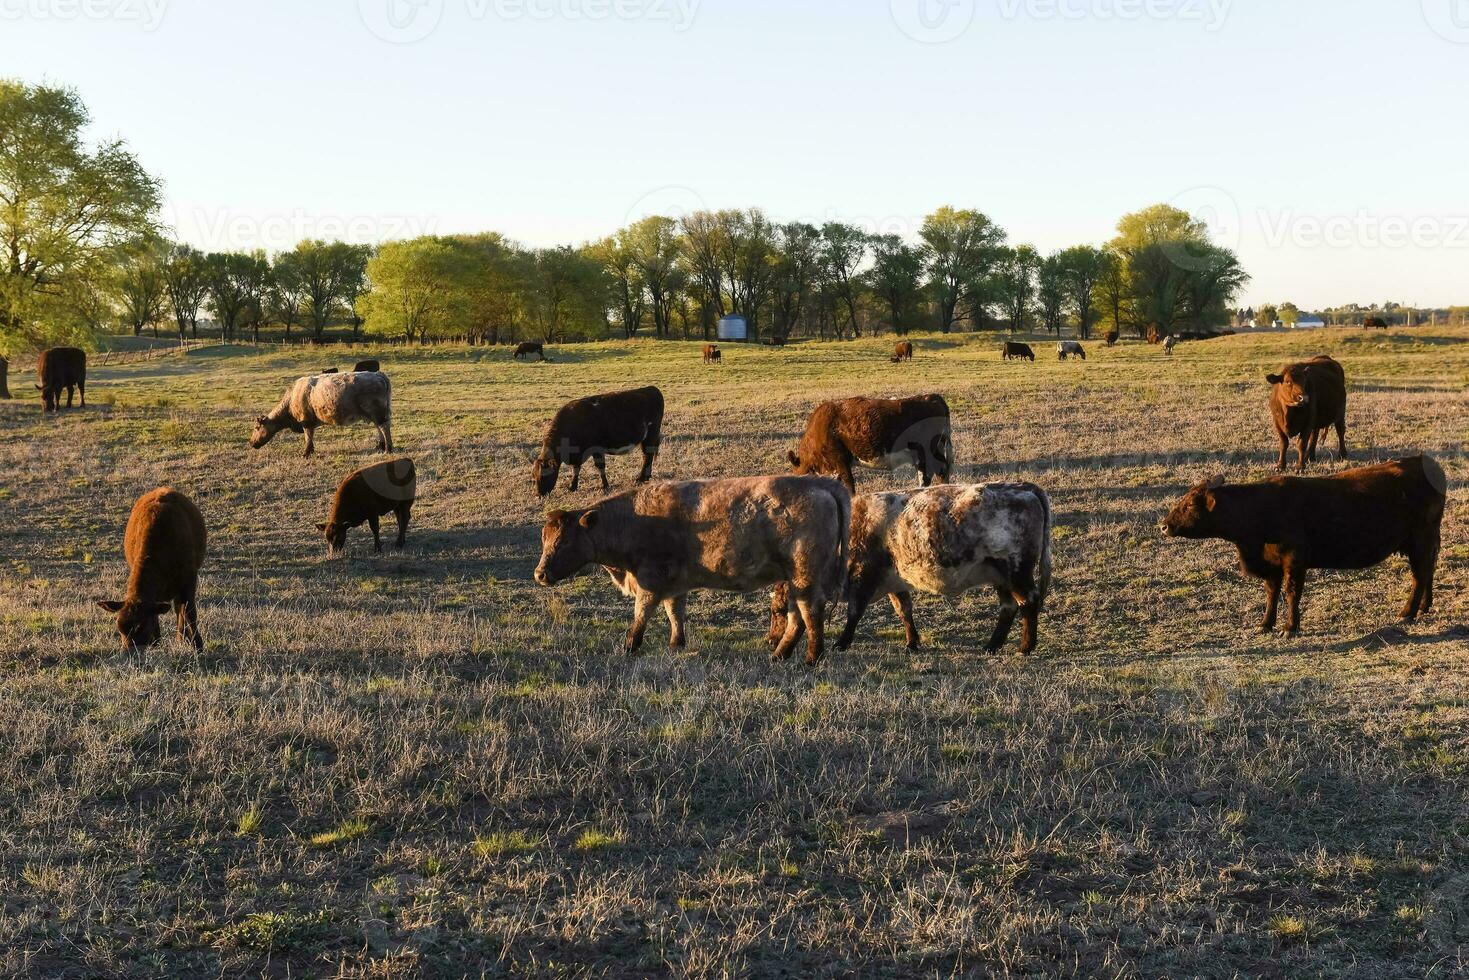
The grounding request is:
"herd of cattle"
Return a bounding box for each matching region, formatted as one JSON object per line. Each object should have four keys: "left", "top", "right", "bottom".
{"left": 23, "top": 340, "right": 1447, "bottom": 661}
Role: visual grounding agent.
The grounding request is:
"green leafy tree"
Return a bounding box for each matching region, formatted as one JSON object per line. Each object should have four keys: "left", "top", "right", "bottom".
{"left": 1254, "top": 304, "right": 1278, "bottom": 328}
{"left": 0, "top": 81, "right": 160, "bottom": 396}
{"left": 267, "top": 250, "right": 307, "bottom": 338}
{"left": 819, "top": 222, "right": 867, "bottom": 338}
{"left": 204, "top": 251, "right": 268, "bottom": 342}
{"left": 163, "top": 243, "right": 208, "bottom": 340}
{"left": 866, "top": 234, "right": 926, "bottom": 335}
{"left": 1278, "top": 302, "right": 1300, "bottom": 326}
{"left": 770, "top": 222, "right": 821, "bottom": 342}
{"left": 624, "top": 216, "right": 683, "bottom": 338}
{"left": 117, "top": 235, "right": 169, "bottom": 337}
{"left": 589, "top": 234, "right": 646, "bottom": 338}
{"left": 994, "top": 245, "right": 1040, "bottom": 334}
{"left": 1109, "top": 205, "right": 1248, "bottom": 337}
{"left": 1037, "top": 253, "right": 1068, "bottom": 336}
{"left": 359, "top": 237, "right": 464, "bottom": 344}
{"left": 918, "top": 207, "right": 1006, "bottom": 333}
{"left": 449, "top": 233, "right": 521, "bottom": 345}
{"left": 1055, "top": 245, "right": 1108, "bottom": 340}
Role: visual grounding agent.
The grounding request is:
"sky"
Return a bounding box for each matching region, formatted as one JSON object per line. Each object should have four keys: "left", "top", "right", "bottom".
{"left": 3, "top": 0, "right": 1466, "bottom": 309}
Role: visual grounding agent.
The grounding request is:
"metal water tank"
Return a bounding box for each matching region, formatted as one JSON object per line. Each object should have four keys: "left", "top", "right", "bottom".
{"left": 717, "top": 314, "right": 748, "bottom": 342}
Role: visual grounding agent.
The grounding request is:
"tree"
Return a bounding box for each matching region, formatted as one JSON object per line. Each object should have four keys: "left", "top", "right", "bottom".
{"left": 819, "top": 222, "right": 867, "bottom": 338}
{"left": 1254, "top": 304, "right": 1278, "bottom": 328}
{"left": 1036, "top": 254, "right": 1068, "bottom": 336}
{"left": 867, "top": 234, "right": 926, "bottom": 335}
{"left": 518, "top": 245, "right": 606, "bottom": 343}
{"left": 678, "top": 211, "right": 726, "bottom": 339}
{"left": 337, "top": 244, "right": 372, "bottom": 341}
{"left": 0, "top": 81, "right": 160, "bottom": 397}
{"left": 359, "top": 237, "right": 463, "bottom": 344}
{"left": 1055, "top": 245, "right": 1107, "bottom": 340}
{"left": 590, "top": 234, "right": 646, "bottom": 338}
{"left": 117, "top": 236, "right": 169, "bottom": 337}
{"left": 1278, "top": 302, "right": 1300, "bottom": 327}
{"left": 267, "top": 251, "right": 307, "bottom": 339}
{"left": 204, "top": 251, "right": 268, "bottom": 341}
{"left": 286, "top": 239, "right": 366, "bottom": 340}
{"left": 450, "top": 233, "right": 520, "bottom": 345}
{"left": 1095, "top": 249, "right": 1129, "bottom": 338}
{"left": 918, "top": 207, "right": 1006, "bottom": 333}
{"left": 625, "top": 216, "right": 682, "bottom": 339}
{"left": 994, "top": 245, "right": 1040, "bottom": 334}
{"left": 770, "top": 222, "right": 821, "bottom": 342}
{"left": 1109, "top": 204, "right": 1249, "bottom": 336}
{"left": 163, "top": 243, "right": 208, "bottom": 340}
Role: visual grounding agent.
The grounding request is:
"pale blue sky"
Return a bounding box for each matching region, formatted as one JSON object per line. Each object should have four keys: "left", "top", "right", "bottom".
{"left": 4, "top": 0, "right": 1466, "bottom": 307}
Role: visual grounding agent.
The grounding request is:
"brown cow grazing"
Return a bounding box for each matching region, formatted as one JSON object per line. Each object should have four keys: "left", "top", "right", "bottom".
{"left": 535, "top": 476, "right": 850, "bottom": 664}
{"left": 1105, "top": 330, "right": 1120, "bottom": 347}
{"left": 1002, "top": 342, "right": 1035, "bottom": 362}
{"left": 533, "top": 386, "right": 664, "bottom": 497}
{"left": 514, "top": 342, "right": 547, "bottom": 361}
{"left": 703, "top": 344, "right": 722, "bottom": 364}
{"left": 97, "top": 488, "right": 206, "bottom": 651}
{"left": 787, "top": 395, "right": 953, "bottom": 493}
{"left": 1162, "top": 456, "right": 1446, "bottom": 636}
{"left": 1267, "top": 355, "right": 1347, "bottom": 472}
{"left": 353, "top": 359, "right": 380, "bottom": 373}
{"left": 833, "top": 483, "right": 1053, "bottom": 655}
{"left": 36, "top": 347, "right": 86, "bottom": 412}
{"left": 892, "top": 341, "right": 914, "bottom": 362}
{"left": 1363, "top": 317, "right": 1389, "bottom": 330}
{"left": 318, "top": 458, "right": 416, "bottom": 556}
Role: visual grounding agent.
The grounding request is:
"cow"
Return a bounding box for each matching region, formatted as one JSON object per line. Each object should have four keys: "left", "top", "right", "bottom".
{"left": 829, "top": 483, "right": 1054, "bottom": 655}
{"left": 36, "top": 347, "right": 86, "bottom": 412}
{"left": 250, "top": 371, "right": 393, "bottom": 458}
{"left": 1002, "top": 342, "right": 1035, "bottom": 362}
{"left": 514, "top": 342, "right": 547, "bottom": 361}
{"left": 320, "top": 367, "right": 340, "bottom": 374}
{"left": 1267, "top": 355, "right": 1347, "bottom": 472}
{"left": 535, "top": 476, "right": 850, "bottom": 664}
{"left": 1363, "top": 317, "right": 1389, "bottom": 330}
{"left": 97, "top": 488, "right": 206, "bottom": 652}
{"left": 1057, "top": 341, "right": 1087, "bottom": 361}
{"left": 1161, "top": 456, "right": 1445, "bottom": 636}
{"left": 703, "top": 344, "right": 722, "bottom": 364}
{"left": 1147, "top": 326, "right": 1163, "bottom": 345}
{"left": 1105, "top": 330, "right": 1120, "bottom": 347}
{"left": 787, "top": 395, "right": 953, "bottom": 493}
{"left": 1163, "top": 335, "right": 1177, "bottom": 355}
{"left": 533, "top": 386, "right": 663, "bottom": 497}
{"left": 353, "top": 359, "right": 381, "bottom": 373}
{"left": 765, "top": 336, "right": 787, "bottom": 347}
{"left": 318, "top": 458, "right": 416, "bottom": 556}
{"left": 892, "top": 342, "right": 914, "bottom": 363}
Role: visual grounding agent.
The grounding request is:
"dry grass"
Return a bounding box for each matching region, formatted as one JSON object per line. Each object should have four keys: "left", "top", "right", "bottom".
{"left": 1, "top": 327, "right": 1467, "bottom": 978}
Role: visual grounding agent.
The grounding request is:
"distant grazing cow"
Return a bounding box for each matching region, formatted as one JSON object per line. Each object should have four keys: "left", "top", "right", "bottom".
{"left": 703, "top": 344, "right": 722, "bottom": 364}
{"left": 514, "top": 342, "right": 547, "bottom": 361}
{"left": 1002, "top": 342, "right": 1035, "bottom": 362}
{"left": 318, "top": 458, "right": 416, "bottom": 556}
{"left": 36, "top": 347, "right": 86, "bottom": 412}
{"left": 1363, "top": 317, "right": 1389, "bottom": 330}
{"left": 97, "top": 488, "right": 206, "bottom": 651}
{"left": 1267, "top": 355, "right": 1347, "bottom": 472}
{"left": 321, "top": 367, "right": 339, "bottom": 374}
{"left": 1057, "top": 341, "right": 1086, "bottom": 361}
{"left": 787, "top": 395, "right": 953, "bottom": 493}
{"left": 892, "top": 342, "right": 914, "bottom": 363}
{"left": 1162, "top": 456, "right": 1445, "bottom": 635}
{"left": 353, "top": 359, "right": 380, "bottom": 373}
{"left": 250, "top": 371, "right": 393, "bottom": 458}
{"left": 1163, "top": 335, "right": 1177, "bottom": 355}
{"left": 1147, "top": 326, "right": 1163, "bottom": 345}
{"left": 1105, "top": 330, "right": 1120, "bottom": 347}
{"left": 534, "top": 386, "right": 664, "bottom": 497}
{"left": 832, "top": 483, "right": 1053, "bottom": 655}
{"left": 765, "top": 336, "right": 787, "bottom": 347}
{"left": 535, "top": 476, "right": 850, "bottom": 664}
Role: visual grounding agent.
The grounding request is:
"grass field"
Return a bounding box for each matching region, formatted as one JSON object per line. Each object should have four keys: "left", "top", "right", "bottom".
{"left": 1, "top": 327, "right": 1467, "bottom": 978}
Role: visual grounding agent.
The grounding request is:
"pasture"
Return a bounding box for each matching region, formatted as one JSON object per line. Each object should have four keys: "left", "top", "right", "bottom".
{"left": 1, "top": 328, "right": 1467, "bottom": 978}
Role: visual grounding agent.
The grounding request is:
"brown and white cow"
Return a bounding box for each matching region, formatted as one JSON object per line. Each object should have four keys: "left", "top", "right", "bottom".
{"left": 1267, "top": 355, "right": 1347, "bottom": 472}
{"left": 535, "top": 476, "right": 851, "bottom": 664}
{"left": 787, "top": 395, "right": 953, "bottom": 493}
{"left": 833, "top": 483, "right": 1054, "bottom": 655}
{"left": 1057, "top": 341, "right": 1086, "bottom": 361}
{"left": 1161, "top": 456, "right": 1445, "bottom": 636}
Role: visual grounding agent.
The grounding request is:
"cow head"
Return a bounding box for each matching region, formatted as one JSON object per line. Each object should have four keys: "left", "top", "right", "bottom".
{"left": 97, "top": 599, "right": 171, "bottom": 651}
{"left": 1266, "top": 368, "right": 1310, "bottom": 409}
{"left": 249, "top": 416, "right": 278, "bottom": 448}
{"left": 535, "top": 509, "right": 599, "bottom": 585}
{"left": 532, "top": 454, "right": 562, "bottom": 497}
{"left": 786, "top": 450, "right": 808, "bottom": 475}
{"left": 1161, "top": 477, "right": 1226, "bottom": 539}
{"left": 317, "top": 522, "right": 349, "bottom": 556}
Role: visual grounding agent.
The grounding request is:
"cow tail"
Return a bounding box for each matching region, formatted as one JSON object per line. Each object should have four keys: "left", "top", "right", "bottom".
{"left": 826, "top": 479, "right": 851, "bottom": 604}
{"left": 1031, "top": 483, "right": 1053, "bottom": 610}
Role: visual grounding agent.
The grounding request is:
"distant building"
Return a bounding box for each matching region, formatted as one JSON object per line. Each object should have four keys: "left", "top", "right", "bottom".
{"left": 1290, "top": 315, "right": 1327, "bottom": 329}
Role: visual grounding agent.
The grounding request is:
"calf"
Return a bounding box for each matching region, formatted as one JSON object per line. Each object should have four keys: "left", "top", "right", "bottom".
{"left": 1267, "top": 355, "right": 1347, "bottom": 472}
{"left": 36, "top": 347, "right": 86, "bottom": 412}
{"left": 353, "top": 359, "right": 381, "bottom": 373}
{"left": 1105, "top": 330, "right": 1120, "bottom": 347}
{"left": 892, "top": 341, "right": 914, "bottom": 363}
{"left": 787, "top": 394, "right": 953, "bottom": 493}
{"left": 1057, "top": 341, "right": 1086, "bottom": 361}
{"left": 533, "top": 386, "right": 663, "bottom": 496}
{"left": 1163, "top": 335, "right": 1177, "bottom": 355}
{"left": 250, "top": 371, "right": 393, "bottom": 457}
{"left": 1002, "top": 342, "right": 1035, "bottom": 362}
{"left": 703, "top": 344, "right": 722, "bottom": 364}
{"left": 1161, "top": 456, "right": 1445, "bottom": 635}
{"left": 318, "top": 458, "right": 416, "bottom": 556}
{"left": 97, "top": 488, "right": 207, "bottom": 651}
{"left": 534, "top": 476, "right": 850, "bottom": 664}
{"left": 514, "top": 342, "right": 547, "bottom": 361}
{"left": 832, "top": 483, "right": 1053, "bottom": 655}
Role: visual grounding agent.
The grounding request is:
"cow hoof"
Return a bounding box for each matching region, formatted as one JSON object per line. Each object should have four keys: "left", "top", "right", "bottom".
{"left": 984, "top": 644, "right": 1003, "bottom": 656}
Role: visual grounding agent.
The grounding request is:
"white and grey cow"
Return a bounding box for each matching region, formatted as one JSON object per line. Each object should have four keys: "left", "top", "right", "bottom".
{"left": 835, "top": 482, "right": 1053, "bottom": 655}
{"left": 1057, "top": 341, "right": 1087, "bottom": 361}
{"left": 1163, "top": 335, "right": 1177, "bottom": 355}
{"left": 250, "top": 371, "right": 393, "bottom": 457}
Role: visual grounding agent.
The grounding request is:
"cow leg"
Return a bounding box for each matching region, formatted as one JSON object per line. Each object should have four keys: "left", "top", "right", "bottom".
{"left": 1276, "top": 432, "right": 1289, "bottom": 472}
{"left": 767, "top": 583, "right": 790, "bottom": 649}
{"left": 836, "top": 572, "right": 883, "bottom": 651}
{"left": 1295, "top": 434, "right": 1309, "bottom": 472}
{"left": 568, "top": 462, "right": 582, "bottom": 492}
{"left": 395, "top": 504, "right": 410, "bottom": 548}
{"left": 78, "top": 379, "right": 85, "bottom": 407}
{"left": 1260, "top": 570, "right": 1282, "bottom": 632}
{"left": 1281, "top": 558, "right": 1307, "bottom": 636}
{"left": 178, "top": 592, "right": 203, "bottom": 652}
{"left": 1019, "top": 601, "right": 1041, "bottom": 655}
{"left": 770, "top": 587, "right": 806, "bottom": 663}
{"left": 592, "top": 454, "right": 610, "bottom": 491}
{"left": 795, "top": 589, "right": 825, "bottom": 666}
{"left": 889, "top": 592, "right": 920, "bottom": 650}
{"left": 664, "top": 595, "right": 688, "bottom": 649}
{"left": 66, "top": 385, "right": 74, "bottom": 408}
{"left": 1403, "top": 531, "right": 1441, "bottom": 620}
{"left": 303, "top": 428, "right": 316, "bottom": 458}
{"left": 368, "top": 515, "right": 382, "bottom": 553}
{"left": 910, "top": 444, "right": 931, "bottom": 487}
{"left": 637, "top": 445, "right": 657, "bottom": 483}
{"left": 377, "top": 422, "right": 393, "bottom": 453}
{"left": 1335, "top": 417, "right": 1347, "bottom": 460}
{"left": 985, "top": 588, "right": 1021, "bottom": 654}
{"left": 624, "top": 590, "right": 657, "bottom": 655}
{"left": 1307, "top": 428, "right": 1321, "bottom": 463}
